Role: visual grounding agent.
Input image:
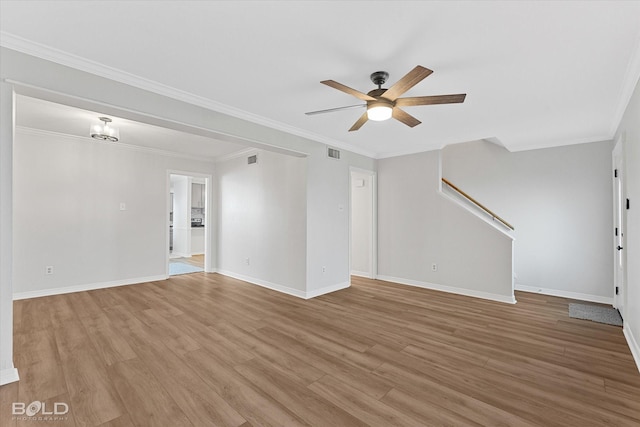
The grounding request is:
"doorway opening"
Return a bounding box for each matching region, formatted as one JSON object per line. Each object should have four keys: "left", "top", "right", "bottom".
{"left": 350, "top": 168, "right": 377, "bottom": 279}
{"left": 168, "top": 173, "right": 211, "bottom": 276}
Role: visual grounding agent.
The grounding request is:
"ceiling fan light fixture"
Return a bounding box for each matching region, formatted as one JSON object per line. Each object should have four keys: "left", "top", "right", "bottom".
{"left": 90, "top": 117, "right": 119, "bottom": 142}
{"left": 311, "top": 66, "right": 464, "bottom": 131}
{"left": 367, "top": 103, "right": 393, "bottom": 121}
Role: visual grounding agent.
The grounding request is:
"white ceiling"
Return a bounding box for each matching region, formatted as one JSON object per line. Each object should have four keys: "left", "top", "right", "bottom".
{"left": 2, "top": 1, "right": 640, "bottom": 158}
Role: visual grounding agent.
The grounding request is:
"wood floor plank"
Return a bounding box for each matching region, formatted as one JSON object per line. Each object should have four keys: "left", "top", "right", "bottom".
{"left": 31, "top": 392, "right": 77, "bottom": 426}
{"left": 380, "top": 387, "right": 485, "bottom": 427}
{"left": 167, "top": 312, "right": 255, "bottom": 365}
{"left": 81, "top": 314, "right": 137, "bottom": 367}
{"left": 234, "top": 358, "right": 368, "bottom": 426}
{"left": 129, "top": 283, "right": 184, "bottom": 318}
{"left": 368, "top": 350, "right": 542, "bottom": 427}
{"left": 307, "top": 374, "right": 425, "bottom": 427}
{"left": 463, "top": 364, "right": 640, "bottom": 426}
{"left": 48, "top": 294, "right": 81, "bottom": 325}
{"left": 482, "top": 357, "right": 640, "bottom": 420}
{"left": 215, "top": 321, "right": 325, "bottom": 385}
{"left": 13, "top": 329, "right": 67, "bottom": 403}
{"left": 96, "top": 414, "right": 135, "bottom": 427}
{"left": 402, "top": 341, "right": 489, "bottom": 369}
{"left": 87, "top": 288, "right": 122, "bottom": 311}
{"left": 13, "top": 297, "right": 52, "bottom": 335}
{"left": 130, "top": 308, "right": 201, "bottom": 356}
{"left": 52, "top": 319, "right": 126, "bottom": 427}
{"left": 107, "top": 358, "right": 192, "bottom": 427}
{"left": 4, "top": 275, "right": 639, "bottom": 426}
{"left": 184, "top": 348, "right": 308, "bottom": 427}
{"left": 255, "top": 326, "right": 394, "bottom": 400}
{"left": 260, "top": 316, "right": 384, "bottom": 371}
{"left": 118, "top": 324, "right": 246, "bottom": 427}
{"left": 282, "top": 299, "right": 408, "bottom": 351}
{"left": 263, "top": 309, "right": 375, "bottom": 353}
{"left": 66, "top": 290, "right": 107, "bottom": 320}
{"left": 0, "top": 381, "right": 18, "bottom": 427}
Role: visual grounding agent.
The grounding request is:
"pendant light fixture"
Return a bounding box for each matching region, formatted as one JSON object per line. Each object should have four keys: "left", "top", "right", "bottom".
{"left": 90, "top": 117, "right": 120, "bottom": 142}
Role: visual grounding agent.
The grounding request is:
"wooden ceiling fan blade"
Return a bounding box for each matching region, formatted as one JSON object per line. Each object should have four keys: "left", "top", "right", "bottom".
{"left": 395, "top": 94, "right": 466, "bottom": 107}
{"left": 321, "top": 80, "right": 376, "bottom": 101}
{"left": 305, "top": 104, "right": 366, "bottom": 116}
{"left": 381, "top": 66, "right": 433, "bottom": 101}
{"left": 392, "top": 108, "right": 421, "bottom": 128}
{"left": 349, "top": 111, "right": 369, "bottom": 132}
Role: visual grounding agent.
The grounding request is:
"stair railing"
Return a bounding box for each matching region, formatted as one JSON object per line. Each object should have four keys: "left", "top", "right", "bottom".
{"left": 441, "top": 178, "right": 514, "bottom": 231}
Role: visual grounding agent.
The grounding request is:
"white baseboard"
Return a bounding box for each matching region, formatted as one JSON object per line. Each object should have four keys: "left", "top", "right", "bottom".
{"left": 216, "top": 270, "right": 350, "bottom": 300}
{"left": 216, "top": 270, "right": 307, "bottom": 299}
{"left": 623, "top": 325, "right": 640, "bottom": 373}
{"left": 515, "top": 284, "right": 613, "bottom": 305}
{"left": 377, "top": 275, "right": 516, "bottom": 304}
{"left": 13, "top": 275, "right": 167, "bottom": 300}
{"left": 350, "top": 270, "right": 371, "bottom": 278}
{"left": 0, "top": 367, "right": 19, "bottom": 386}
{"left": 306, "top": 281, "right": 350, "bottom": 299}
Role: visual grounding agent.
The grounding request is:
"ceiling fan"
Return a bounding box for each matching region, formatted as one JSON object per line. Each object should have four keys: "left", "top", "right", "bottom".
{"left": 306, "top": 65, "right": 466, "bottom": 131}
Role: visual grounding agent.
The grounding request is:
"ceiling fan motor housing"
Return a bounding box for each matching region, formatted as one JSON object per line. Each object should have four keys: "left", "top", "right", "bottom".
{"left": 370, "top": 71, "right": 389, "bottom": 87}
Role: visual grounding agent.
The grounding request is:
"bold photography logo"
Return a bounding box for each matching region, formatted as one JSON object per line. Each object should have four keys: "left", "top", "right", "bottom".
{"left": 12, "top": 400, "right": 69, "bottom": 420}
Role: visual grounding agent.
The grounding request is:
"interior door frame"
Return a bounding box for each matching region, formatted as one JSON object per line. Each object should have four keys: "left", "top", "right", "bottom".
{"left": 167, "top": 170, "right": 213, "bottom": 276}
{"left": 612, "top": 137, "right": 626, "bottom": 317}
{"left": 349, "top": 167, "right": 377, "bottom": 280}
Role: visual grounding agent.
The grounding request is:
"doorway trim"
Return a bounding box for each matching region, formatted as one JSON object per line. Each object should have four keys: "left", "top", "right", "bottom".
{"left": 612, "top": 137, "right": 626, "bottom": 317}
{"left": 167, "top": 170, "right": 214, "bottom": 277}
{"left": 349, "top": 167, "right": 377, "bottom": 280}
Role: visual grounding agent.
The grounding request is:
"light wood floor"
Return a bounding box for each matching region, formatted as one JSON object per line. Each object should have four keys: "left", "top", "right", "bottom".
{"left": 2, "top": 274, "right": 639, "bottom": 426}
{"left": 169, "top": 254, "right": 204, "bottom": 269}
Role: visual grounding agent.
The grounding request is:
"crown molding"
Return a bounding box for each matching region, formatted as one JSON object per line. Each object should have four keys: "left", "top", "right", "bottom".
{"left": 1, "top": 32, "right": 377, "bottom": 160}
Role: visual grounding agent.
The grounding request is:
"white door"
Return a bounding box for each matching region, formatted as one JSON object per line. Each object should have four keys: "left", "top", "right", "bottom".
{"left": 612, "top": 139, "right": 626, "bottom": 318}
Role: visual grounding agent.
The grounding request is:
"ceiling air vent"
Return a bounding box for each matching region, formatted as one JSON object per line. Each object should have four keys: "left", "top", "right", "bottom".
{"left": 327, "top": 147, "right": 341, "bottom": 160}
{"left": 247, "top": 154, "right": 258, "bottom": 165}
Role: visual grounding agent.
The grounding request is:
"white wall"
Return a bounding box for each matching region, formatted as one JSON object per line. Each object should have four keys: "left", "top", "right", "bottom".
{"left": 303, "top": 146, "right": 376, "bottom": 296}
{"left": 377, "top": 150, "right": 515, "bottom": 303}
{"left": 615, "top": 74, "right": 640, "bottom": 371}
{"left": 13, "top": 128, "right": 215, "bottom": 297}
{"left": 442, "top": 139, "right": 613, "bottom": 303}
{"left": 217, "top": 150, "right": 307, "bottom": 296}
{"left": 350, "top": 171, "right": 373, "bottom": 277}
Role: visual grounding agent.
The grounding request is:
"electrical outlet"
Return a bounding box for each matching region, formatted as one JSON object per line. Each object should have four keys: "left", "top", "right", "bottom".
{"left": 45, "top": 266, "right": 54, "bottom": 275}
{"left": 431, "top": 263, "right": 438, "bottom": 272}
{"left": 245, "top": 258, "right": 250, "bottom": 266}
{"left": 322, "top": 266, "right": 326, "bottom": 273}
